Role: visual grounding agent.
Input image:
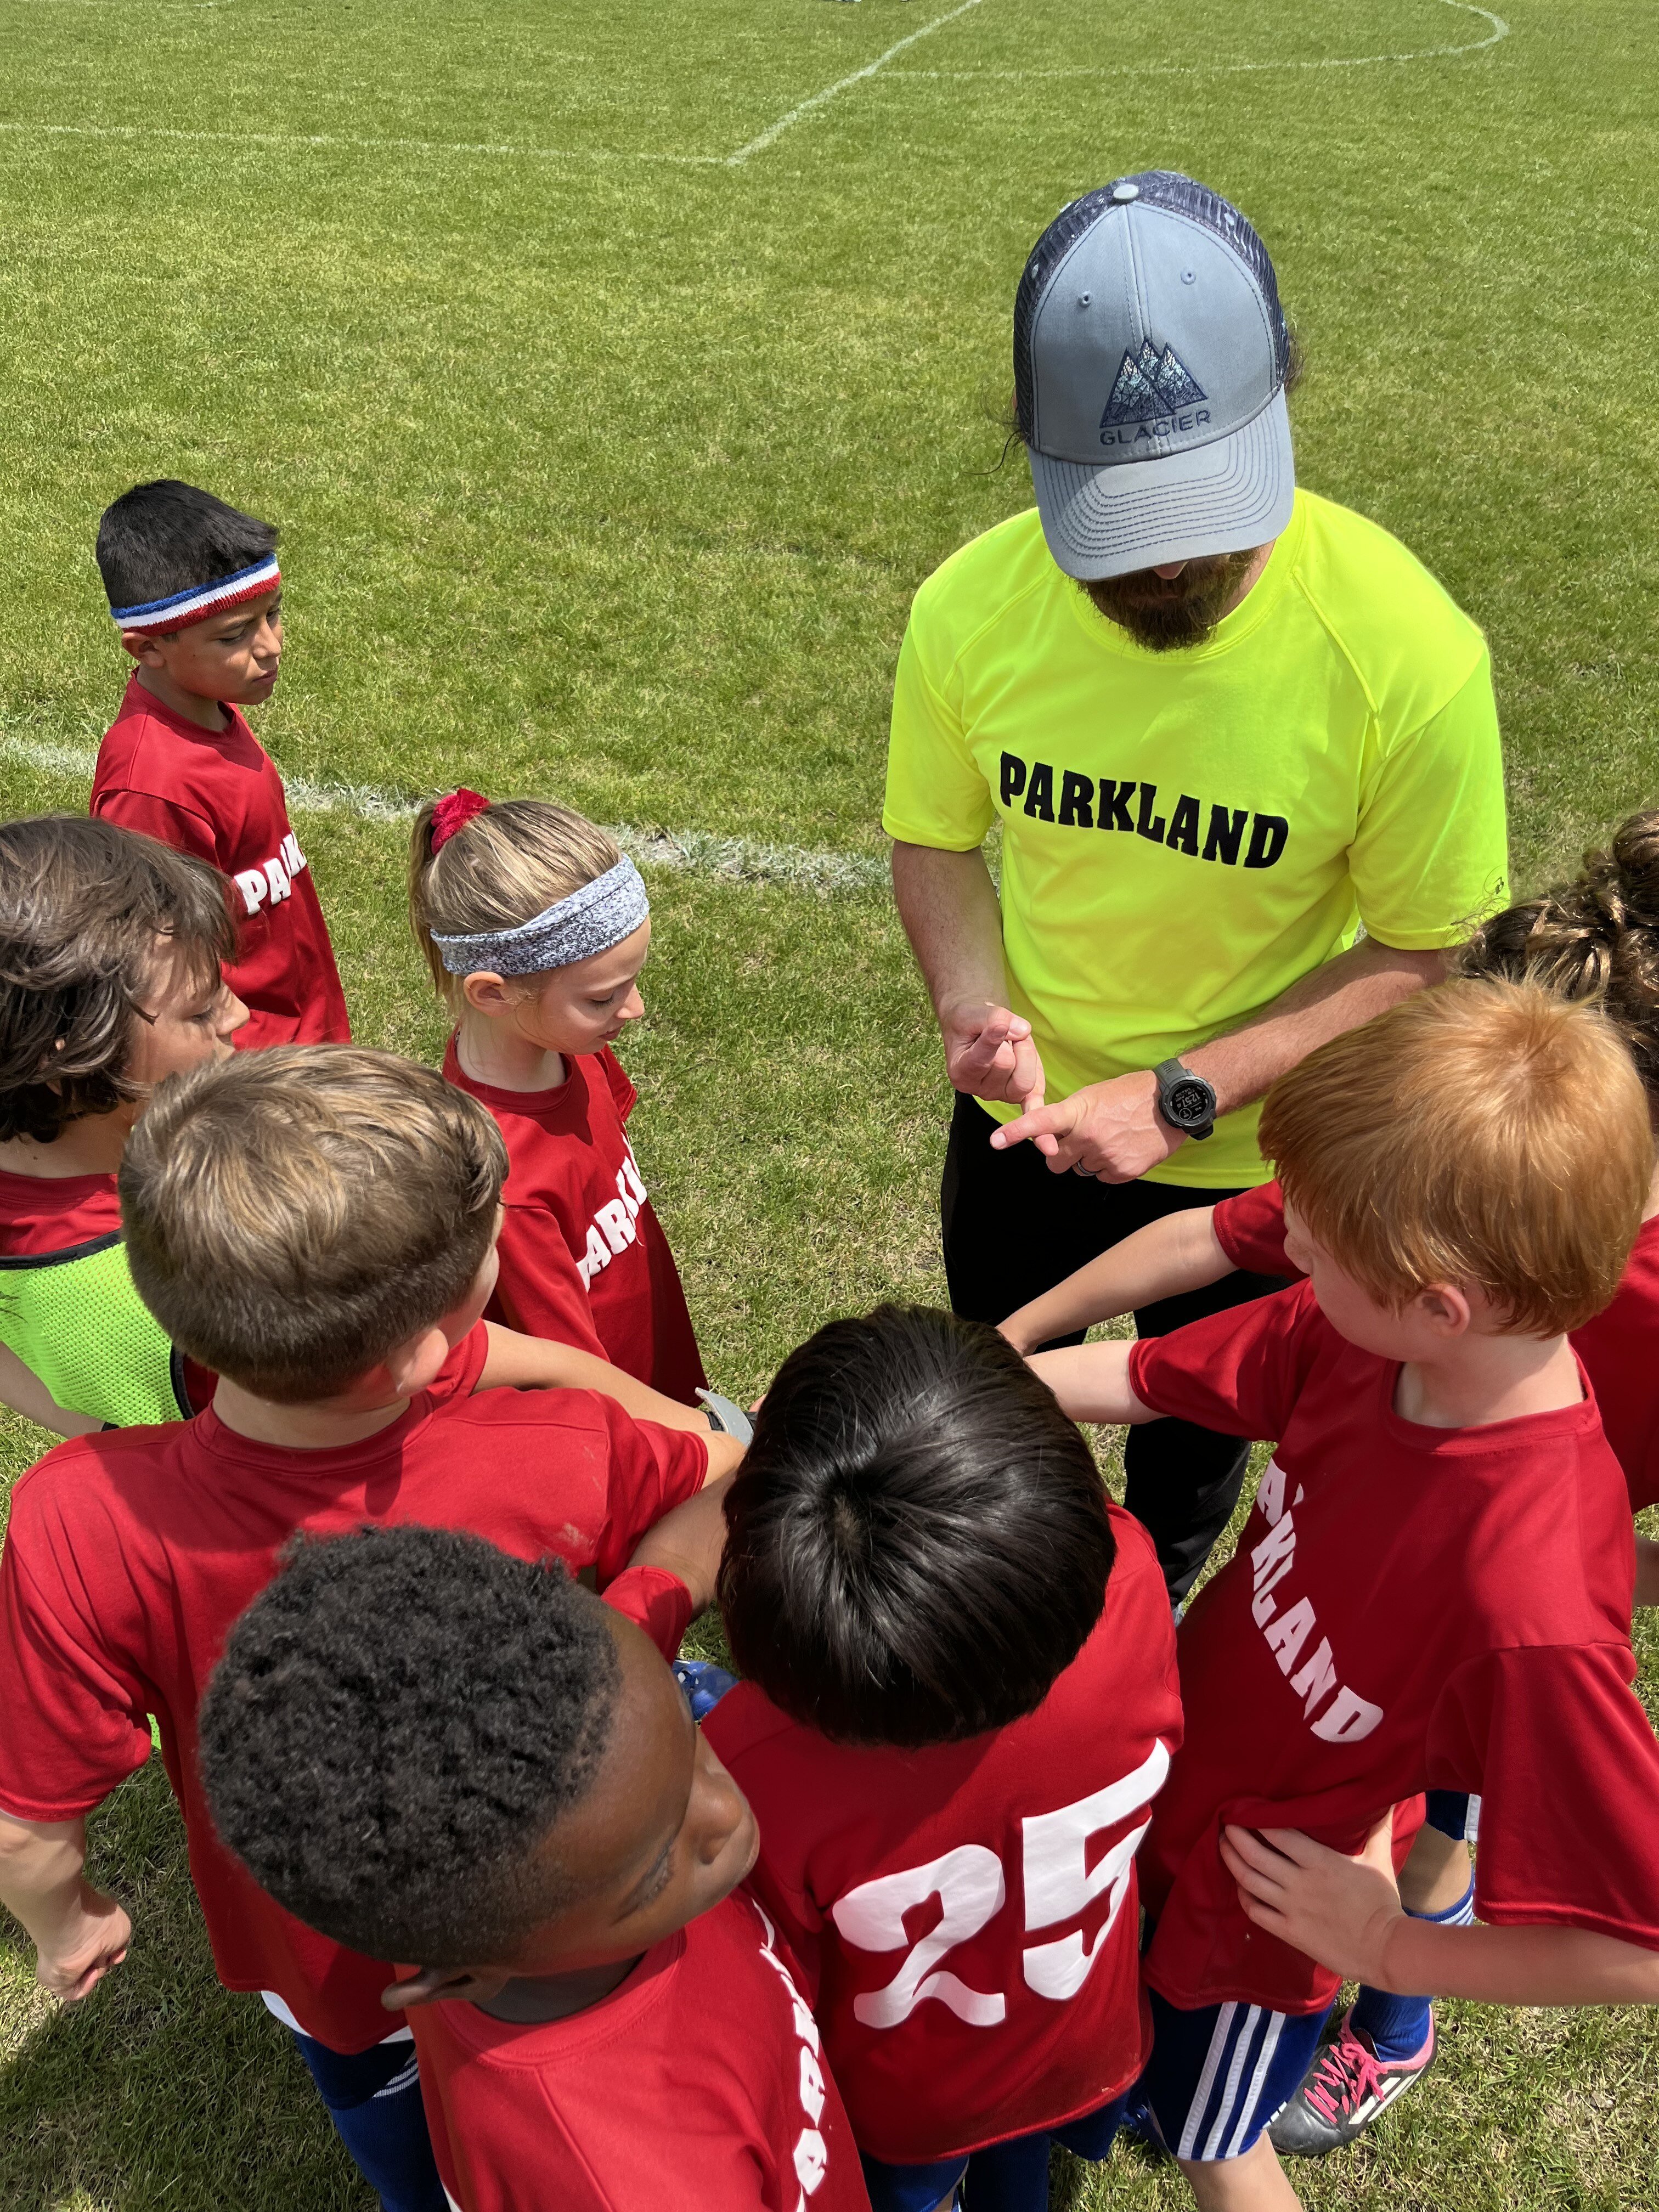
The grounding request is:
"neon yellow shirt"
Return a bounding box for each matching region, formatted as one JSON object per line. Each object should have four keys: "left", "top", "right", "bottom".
{"left": 884, "top": 491, "right": 1508, "bottom": 1188}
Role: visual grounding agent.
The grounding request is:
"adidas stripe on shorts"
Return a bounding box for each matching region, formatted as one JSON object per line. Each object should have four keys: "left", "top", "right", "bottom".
{"left": 1142, "top": 1989, "right": 1334, "bottom": 2162}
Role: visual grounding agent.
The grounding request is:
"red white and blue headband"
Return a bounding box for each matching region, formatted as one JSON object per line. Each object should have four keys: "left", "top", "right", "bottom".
{"left": 110, "top": 556, "right": 281, "bottom": 637}
{"left": 427, "top": 793, "right": 650, "bottom": 977}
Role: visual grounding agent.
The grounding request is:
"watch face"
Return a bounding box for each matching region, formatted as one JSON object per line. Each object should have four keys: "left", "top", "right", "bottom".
{"left": 1166, "top": 1078, "right": 1212, "bottom": 1127}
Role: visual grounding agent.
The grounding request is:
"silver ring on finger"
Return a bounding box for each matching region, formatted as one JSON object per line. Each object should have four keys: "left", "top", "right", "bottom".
{"left": 1072, "top": 1162, "right": 1097, "bottom": 1178}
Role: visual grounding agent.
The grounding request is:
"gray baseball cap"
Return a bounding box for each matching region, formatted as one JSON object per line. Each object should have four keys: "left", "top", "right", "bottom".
{"left": 1014, "top": 172, "right": 1295, "bottom": 580}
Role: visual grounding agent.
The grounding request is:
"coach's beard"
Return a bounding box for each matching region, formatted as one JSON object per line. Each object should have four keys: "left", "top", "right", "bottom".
{"left": 1080, "top": 546, "right": 1261, "bottom": 651}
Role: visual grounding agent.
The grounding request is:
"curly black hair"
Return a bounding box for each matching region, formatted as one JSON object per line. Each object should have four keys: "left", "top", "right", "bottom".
{"left": 199, "top": 1525, "right": 621, "bottom": 1966}
{"left": 718, "top": 1305, "right": 1116, "bottom": 1747}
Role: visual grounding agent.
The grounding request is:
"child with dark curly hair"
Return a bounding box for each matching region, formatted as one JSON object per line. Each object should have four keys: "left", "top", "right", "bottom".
{"left": 198, "top": 1518, "right": 869, "bottom": 2212}
{"left": 0, "top": 1048, "right": 743, "bottom": 2212}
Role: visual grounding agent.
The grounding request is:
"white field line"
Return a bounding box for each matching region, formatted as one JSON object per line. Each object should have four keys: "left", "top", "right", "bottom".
{"left": 0, "top": 735, "right": 888, "bottom": 893}
{"left": 0, "top": 3, "right": 1509, "bottom": 169}
{"left": 892, "top": 1, "right": 1508, "bottom": 80}
{"left": 722, "top": 0, "right": 986, "bottom": 165}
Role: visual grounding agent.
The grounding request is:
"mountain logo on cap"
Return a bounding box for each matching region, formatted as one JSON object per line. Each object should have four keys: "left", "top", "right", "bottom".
{"left": 1101, "top": 340, "right": 1207, "bottom": 428}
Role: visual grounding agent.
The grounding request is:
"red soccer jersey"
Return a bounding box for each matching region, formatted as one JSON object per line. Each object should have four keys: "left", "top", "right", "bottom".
{"left": 90, "top": 674, "right": 350, "bottom": 1048}
{"left": 1127, "top": 1281, "right": 1659, "bottom": 2015}
{"left": 413, "top": 1886, "right": 868, "bottom": 2212}
{"left": 1210, "top": 1180, "right": 1294, "bottom": 1278}
{"left": 0, "top": 1166, "right": 123, "bottom": 1257}
{"left": 702, "top": 1508, "right": 1181, "bottom": 2164}
{"left": 443, "top": 1040, "right": 706, "bottom": 1404}
{"left": 1213, "top": 1181, "right": 1659, "bottom": 1514}
{"left": 0, "top": 1324, "right": 708, "bottom": 2050}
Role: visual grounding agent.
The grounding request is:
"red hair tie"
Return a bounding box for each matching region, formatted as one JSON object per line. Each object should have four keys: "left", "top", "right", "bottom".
{"left": 431, "top": 788, "right": 490, "bottom": 851}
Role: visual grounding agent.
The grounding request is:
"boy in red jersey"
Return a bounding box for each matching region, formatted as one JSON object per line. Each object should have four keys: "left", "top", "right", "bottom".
{"left": 0, "top": 1048, "right": 742, "bottom": 2211}
{"left": 91, "top": 479, "right": 350, "bottom": 1047}
{"left": 196, "top": 1519, "right": 869, "bottom": 2212}
{"left": 1032, "top": 980, "right": 1659, "bottom": 2212}
{"left": 409, "top": 791, "right": 707, "bottom": 1406}
{"left": 1004, "top": 823, "right": 1659, "bottom": 2158}
{"left": 703, "top": 1305, "right": 1181, "bottom": 2212}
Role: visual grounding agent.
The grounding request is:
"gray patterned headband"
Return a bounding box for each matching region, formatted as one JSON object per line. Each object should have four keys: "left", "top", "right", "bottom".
{"left": 431, "top": 856, "right": 650, "bottom": 976}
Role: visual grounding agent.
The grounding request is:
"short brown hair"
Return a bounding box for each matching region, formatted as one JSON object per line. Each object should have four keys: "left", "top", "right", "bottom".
{"left": 1456, "top": 809, "right": 1659, "bottom": 1094}
{"left": 1258, "top": 979, "right": 1652, "bottom": 1336}
{"left": 0, "top": 815, "right": 235, "bottom": 1145}
{"left": 408, "top": 797, "right": 620, "bottom": 1002}
{"left": 120, "top": 1047, "right": 506, "bottom": 1402}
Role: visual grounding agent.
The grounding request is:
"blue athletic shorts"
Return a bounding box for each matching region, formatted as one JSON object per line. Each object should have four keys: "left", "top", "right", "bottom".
{"left": 860, "top": 2092, "right": 1130, "bottom": 2212}
{"left": 1424, "top": 1789, "right": 1472, "bottom": 1841}
{"left": 1141, "top": 1989, "right": 1333, "bottom": 2163}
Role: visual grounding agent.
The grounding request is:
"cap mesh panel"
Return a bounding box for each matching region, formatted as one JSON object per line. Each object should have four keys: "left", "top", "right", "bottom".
{"left": 1014, "top": 172, "right": 1288, "bottom": 441}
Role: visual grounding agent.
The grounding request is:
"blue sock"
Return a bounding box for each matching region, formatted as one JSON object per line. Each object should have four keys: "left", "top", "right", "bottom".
{"left": 1350, "top": 1876, "right": 1475, "bottom": 2062}
{"left": 289, "top": 2024, "right": 447, "bottom": 2212}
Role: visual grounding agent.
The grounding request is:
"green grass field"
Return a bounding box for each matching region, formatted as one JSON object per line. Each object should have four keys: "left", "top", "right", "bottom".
{"left": 3, "top": 0, "right": 1659, "bottom": 2203}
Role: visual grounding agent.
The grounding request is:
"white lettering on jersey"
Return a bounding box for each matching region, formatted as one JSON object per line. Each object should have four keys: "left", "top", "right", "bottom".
{"left": 1020, "top": 1741, "right": 1170, "bottom": 2000}
{"left": 749, "top": 1901, "right": 831, "bottom": 2208}
{"left": 1251, "top": 1459, "right": 1384, "bottom": 1743}
{"left": 833, "top": 1846, "right": 1008, "bottom": 2028}
{"left": 577, "top": 1145, "right": 652, "bottom": 1285}
{"left": 595, "top": 1197, "right": 635, "bottom": 1255}
{"left": 233, "top": 830, "right": 307, "bottom": 917}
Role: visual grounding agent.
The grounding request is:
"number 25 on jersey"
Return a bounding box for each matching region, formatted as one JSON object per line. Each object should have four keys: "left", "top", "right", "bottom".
{"left": 830, "top": 1742, "right": 1171, "bottom": 2029}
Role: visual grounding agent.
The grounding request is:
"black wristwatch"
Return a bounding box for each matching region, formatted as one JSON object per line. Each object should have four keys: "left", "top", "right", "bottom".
{"left": 1153, "top": 1057, "right": 1217, "bottom": 1142}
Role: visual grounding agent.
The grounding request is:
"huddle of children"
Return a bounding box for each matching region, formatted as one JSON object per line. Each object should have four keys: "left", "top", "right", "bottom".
{"left": 2, "top": 477, "right": 1659, "bottom": 2212}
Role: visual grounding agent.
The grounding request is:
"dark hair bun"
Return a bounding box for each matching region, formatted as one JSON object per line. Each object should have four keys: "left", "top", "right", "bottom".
{"left": 1457, "top": 808, "right": 1659, "bottom": 1094}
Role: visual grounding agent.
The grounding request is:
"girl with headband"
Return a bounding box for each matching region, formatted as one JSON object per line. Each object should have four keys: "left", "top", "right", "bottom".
{"left": 410, "top": 791, "right": 716, "bottom": 1419}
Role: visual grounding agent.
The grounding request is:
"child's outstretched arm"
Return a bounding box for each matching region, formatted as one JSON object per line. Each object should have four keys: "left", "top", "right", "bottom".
{"left": 1221, "top": 1818, "right": 1659, "bottom": 2006}
{"left": 0, "top": 1345, "right": 104, "bottom": 1441}
{"left": 0, "top": 1809, "right": 131, "bottom": 2002}
{"left": 1000, "top": 1206, "right": 1234, "bottom": 1353}
{"left": 625, "top": 1475, "right": 732, "bottom": 1618}
{"left": 478, "top": 1322, "right": 742, "bottom": 1466}
{"left": 1027, "top": 1340, "right": 1163, "bottom": 1426}
{"left": 1636, "top": 1534, "right": 1659, "bottom": 1610}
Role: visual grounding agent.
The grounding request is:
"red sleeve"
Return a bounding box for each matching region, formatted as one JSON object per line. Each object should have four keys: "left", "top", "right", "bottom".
{"left": 590, "top": 1403, "right": 710, "bottom": 1588}
{"left": 1211, "top": 1181, "right": 1295, "bottom": 1278}
{"left": 0, "top": 1468, "right": 153, "bottom": 1821}
{"left": 433, "top": 1322, "right": 492, "bottom": 1407}
{"left": 89, "top": 785, "right": 222, "bottom": 867}
{"left": 601, "top": 1565, "right": 694, "bottom": 1661}
{"left": 599, "top": 1047, "right": 638, "bottom": 1122}
{"left": 1128, "top": 1279, "right": 1319, "bottom": 1441}
{"left": 490, "top": 1203, "right": 611, "bottom": 1361}
{"left": 1430, "top": 1643, "right": 1659, "bottom": 1951}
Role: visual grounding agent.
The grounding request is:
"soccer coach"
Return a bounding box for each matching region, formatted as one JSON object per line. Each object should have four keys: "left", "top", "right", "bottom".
{"left": 885, "top": 172, "right": 1506, "bottom": 1599}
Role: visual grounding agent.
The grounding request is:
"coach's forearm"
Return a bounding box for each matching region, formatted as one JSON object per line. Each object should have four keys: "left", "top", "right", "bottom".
{"left": 478, "top": 1324, "right": 714, "bottom": 1434}
{"left": 1373, "top": 1913, "right": 1659, "bottom": 2006}
{"left": 890, "top": 842, "right": 1008, "bottom": 1026}
{"left": 1184, "top": 939, "right": 1447, "bottom": 1116}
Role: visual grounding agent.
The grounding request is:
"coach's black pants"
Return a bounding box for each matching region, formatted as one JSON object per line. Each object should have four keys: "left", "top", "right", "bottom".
{"left": 941, "top": 1092, "right": 1288, "bottom": 1603}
